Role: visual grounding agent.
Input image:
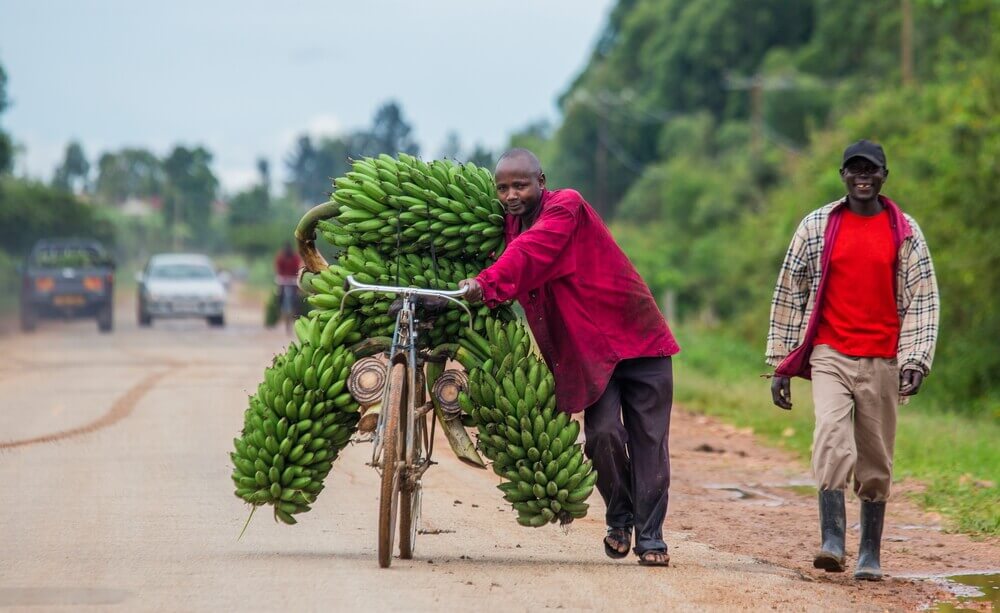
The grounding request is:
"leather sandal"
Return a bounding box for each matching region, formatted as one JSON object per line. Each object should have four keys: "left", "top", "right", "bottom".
{"left": 637, "top": 550, "right": 670, "bottom": 567}
{"left": 603, "top": 527, "right": 632, "bottom": 559}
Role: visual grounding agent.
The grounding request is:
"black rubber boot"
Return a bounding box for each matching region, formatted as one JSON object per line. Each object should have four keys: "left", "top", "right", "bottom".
{"left": 813, "top": 490, "right": 846, "bottom": 572}
{"left": 854, "top": 501, "right": 886, "bottom": 580}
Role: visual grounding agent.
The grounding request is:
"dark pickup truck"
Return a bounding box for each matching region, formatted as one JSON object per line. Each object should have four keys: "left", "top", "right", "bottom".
{"left": 20, "top": 238, "right": 115, "bottom": 333}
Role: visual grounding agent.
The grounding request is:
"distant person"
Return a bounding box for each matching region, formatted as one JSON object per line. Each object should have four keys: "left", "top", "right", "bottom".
{"left": 766, "top": 140, "right": 939, "bottom": 580}
{"left": 460, "top": 149, "right": 680, "bottom": 567}
{"left": 274, "top": 242, "right": 303, "bottom": 333}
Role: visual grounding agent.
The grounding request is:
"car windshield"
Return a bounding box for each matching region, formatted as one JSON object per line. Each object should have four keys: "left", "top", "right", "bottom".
{"left": 149, "top": 263, "right": 215, "bottom": 280}
{"left": 33, "top": 247, "right": 107, "bottom": 268}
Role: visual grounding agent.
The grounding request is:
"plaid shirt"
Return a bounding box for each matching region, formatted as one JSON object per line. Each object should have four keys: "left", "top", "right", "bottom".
{"left": 766, "top": 197, "right": 939, "bottom": 376}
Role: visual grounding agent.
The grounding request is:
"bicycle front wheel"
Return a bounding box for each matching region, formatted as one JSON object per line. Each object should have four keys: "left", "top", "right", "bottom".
{"left": 378, "top": 362, "right": 406, "bottom": 568}
{"left": 398, "top": 370, "right": 427, "bottom": 559}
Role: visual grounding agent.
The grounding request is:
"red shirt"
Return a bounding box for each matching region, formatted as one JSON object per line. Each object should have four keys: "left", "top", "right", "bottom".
{"left": 814, "top": 208, "right": 900, "bottom": 357}
{"left": 275, "top": 251, "right": 302, "bottom": 277}
{"left": 476, "top": 189, "right": 680, "bottom": 414}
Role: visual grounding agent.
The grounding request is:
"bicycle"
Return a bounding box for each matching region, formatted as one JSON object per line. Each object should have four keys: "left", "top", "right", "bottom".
{"left": 275, "top": 274, "right": 302, "bottom": 333}
{"left": 341, "top": 273, "right": 470, "bottom": 568}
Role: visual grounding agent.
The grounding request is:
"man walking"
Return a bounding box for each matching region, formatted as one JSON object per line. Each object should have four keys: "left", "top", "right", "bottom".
{"left": 766, "top": 140, "right": 939, "bottom": 579}
{"left": 461, "top": 149, "right": 680, "bottom": 566}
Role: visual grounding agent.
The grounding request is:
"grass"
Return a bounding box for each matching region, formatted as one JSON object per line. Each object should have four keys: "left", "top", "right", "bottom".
{"left": 672, "top": 324, "right": 1000, "bottom": 536}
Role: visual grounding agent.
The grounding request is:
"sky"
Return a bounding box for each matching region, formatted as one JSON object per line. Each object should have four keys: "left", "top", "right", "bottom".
{"left": 0, "top": 0, "right": 615, "bottom": 193}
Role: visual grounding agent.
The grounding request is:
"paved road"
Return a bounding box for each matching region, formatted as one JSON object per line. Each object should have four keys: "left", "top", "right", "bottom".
{"left": 0, "top": 291, "right": 983, "bottom": 611}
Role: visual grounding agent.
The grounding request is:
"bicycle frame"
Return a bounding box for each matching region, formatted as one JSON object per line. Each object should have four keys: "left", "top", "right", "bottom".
{"left": 339, "top": 276, "right": 471, "bottom": 473}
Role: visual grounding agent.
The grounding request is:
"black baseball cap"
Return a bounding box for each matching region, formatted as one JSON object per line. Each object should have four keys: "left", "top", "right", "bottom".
{"left": 842, "top": 140, "right": 887, "bottom": 169}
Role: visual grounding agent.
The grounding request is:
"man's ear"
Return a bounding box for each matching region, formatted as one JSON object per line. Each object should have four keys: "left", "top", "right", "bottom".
{"left": 883, "top": 167, "right": 889, "bottom": 179}
{"left": 538, "top": 172, "right": 546, "bottom": 189}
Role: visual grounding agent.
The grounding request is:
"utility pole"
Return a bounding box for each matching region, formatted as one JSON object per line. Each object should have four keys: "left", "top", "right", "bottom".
{"left": 724, "top": 73, "right": 795, "bottom": 153}
{"left": 901, "top": 0, "right": 914, "bottom": 86}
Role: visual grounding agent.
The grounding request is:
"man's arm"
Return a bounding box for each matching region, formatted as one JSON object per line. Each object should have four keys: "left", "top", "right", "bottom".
{"left": 766, "top": 222, "right": 811, "bottom": 409}
{"left": 468, "top": 202, "right": 580, "bottom": 307}
{"left": 897, "top": 220, "right": 939, "bottom": 395}
{"left": 766, "top": 222, "right": 811, "bottom": 367}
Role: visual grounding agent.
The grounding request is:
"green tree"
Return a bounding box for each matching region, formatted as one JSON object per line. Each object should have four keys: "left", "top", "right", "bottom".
{"left": 162, "top": 145, "right": 218, "bottom": 248}
{"left": 353, "top": 101, "right": 419, "bottom": 159}
{"left": 285, "top": 101, "right": 422, "bottom": 205}
{"left": 438, "top": 131, "right": 462, "bottom": 160}
{"left": 549, "top": 0, "right": 815, "bottom": 216}
{"left": 285, "top": 135, "right": 352, "bottom": 205}
{"left": 438, "top": 131, "right": 495, "bottom": 168}
{"left": 0, "top": 177, "right": 115, "bottom": 255}
{"left": 228, "top": 156, "right": 271, "bottom": 227}
{"left": 0, "top": 59, "right": 12, "bottom": 174}
{"left": 506, "top": 120, "right": 557, "bottom": 183}
{"left": 52, "top": 141, "right": 90, "bottom": 193}
{"left": 573, "top": 0, "right": 1000, "bottom": 415}
{"left": 466, "top": 144, "right": 495, "bottom": 169}
{"left": 94, "top": 148, "right": 165, "bottom": 204}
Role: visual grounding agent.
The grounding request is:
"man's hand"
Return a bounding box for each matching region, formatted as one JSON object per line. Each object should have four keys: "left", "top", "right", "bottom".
{"left": 771, "top": 375, "right": 793, "bottom": 410}
{"left": 899, "top": 368, "right": 924, "bottom": 396}
{"left": 459, "top": 278, "right": 483, "bottom": 304}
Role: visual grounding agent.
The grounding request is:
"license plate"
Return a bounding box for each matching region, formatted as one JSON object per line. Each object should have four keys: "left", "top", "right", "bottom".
{"left": 54, "top": 294, "right": 86, "bottom": 306}
{"left": 172, "top": 302, "right": 200, "bottom": 313}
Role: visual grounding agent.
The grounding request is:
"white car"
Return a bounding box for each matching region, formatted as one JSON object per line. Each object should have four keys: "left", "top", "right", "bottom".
{"left": 136, "top": 254, "right": 227, "bottom": 327}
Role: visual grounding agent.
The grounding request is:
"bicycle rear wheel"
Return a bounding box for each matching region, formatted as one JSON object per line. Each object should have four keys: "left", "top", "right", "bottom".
{"left": 398, "top": 371, "right": 427, "bottom": 559}
{"left": 378, "top": 362, "right": 406, "bottom": 568}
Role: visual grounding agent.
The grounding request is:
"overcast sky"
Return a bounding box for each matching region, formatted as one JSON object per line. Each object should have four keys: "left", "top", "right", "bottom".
{"left": 0, "top": 0, "right": 614, "bottom": 193}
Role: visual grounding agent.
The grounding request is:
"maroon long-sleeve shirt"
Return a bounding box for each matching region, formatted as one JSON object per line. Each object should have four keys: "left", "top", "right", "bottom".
{"left": 476, "top": 188, "right": 679, "bottom": 414}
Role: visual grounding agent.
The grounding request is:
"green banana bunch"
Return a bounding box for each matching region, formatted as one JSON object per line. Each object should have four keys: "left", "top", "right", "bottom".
{"left": 301, "top": 244, "right": 514, "bottom": 347}
{"left": 234, "top": 154, "right": 521, "bottom": 531}
{"left": 321, "top": 153, "right": 507, "bottom": 261}
{"left": 455, "top": 317, "right": 597, "bottom": 526}
{"left": 231, "top": 314, "right": 361, "bottom": 526}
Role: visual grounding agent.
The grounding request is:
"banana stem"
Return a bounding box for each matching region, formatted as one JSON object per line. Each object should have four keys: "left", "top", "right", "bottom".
{"left": 295, "top": 202, "right": 339, "bottom": 274}
{"left": 426, "top": 343, "right": 460, "bottom": 363}
{"left": 349, "top": 336, "right": 392, "bottom": 357}
{"left": 237, "top": 504, "right": 257, "bottom": 540}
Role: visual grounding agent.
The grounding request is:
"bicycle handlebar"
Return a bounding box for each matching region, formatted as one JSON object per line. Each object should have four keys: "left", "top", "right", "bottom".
{"left": 340, "top": 275, "right": 473, "bottom": 330}
{"left": 342, "top": 275, "right": 469, "bottom": 299}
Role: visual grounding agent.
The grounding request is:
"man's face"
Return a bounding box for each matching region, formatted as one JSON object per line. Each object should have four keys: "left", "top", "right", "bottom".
{"left": 495, "top": 160, "right": 545, "bottom": 217}
{"left": 840, "top": 157, "right": 887, "bottom": 202}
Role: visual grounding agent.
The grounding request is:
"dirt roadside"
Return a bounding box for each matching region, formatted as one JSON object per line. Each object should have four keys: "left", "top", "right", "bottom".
{"left": 665, "top": 409, "right": 999, "bottom": 610}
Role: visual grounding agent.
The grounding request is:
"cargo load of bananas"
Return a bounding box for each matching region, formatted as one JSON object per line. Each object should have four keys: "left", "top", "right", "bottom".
{"left": 454, "top": 317, "right": 597, "bottom": 526}
{"left": 231, "top": 314, "right": 361, "bottom": 526}
{"left": 319, "top": 153, "right": 506, "bottom": 261}
{"left": 233, "top": 153, "right": 529, "bottom": 531}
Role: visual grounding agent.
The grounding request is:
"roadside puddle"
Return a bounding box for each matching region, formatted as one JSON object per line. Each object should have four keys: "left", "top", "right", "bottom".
{"left": 770, "top": 481, "right": 816, "bottom": 497}
{"left": 903, "top": 571, "right": 999, "bottom": 611}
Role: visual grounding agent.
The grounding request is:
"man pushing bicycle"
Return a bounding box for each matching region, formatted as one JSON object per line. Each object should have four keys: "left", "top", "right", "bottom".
{"left": 460, "top": 149, "right": 679, "bottom": 566}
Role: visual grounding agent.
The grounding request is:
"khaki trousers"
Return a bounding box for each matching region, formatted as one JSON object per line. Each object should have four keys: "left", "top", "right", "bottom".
{"left": 810, "top": 344, "right": 899, "bottom": 502}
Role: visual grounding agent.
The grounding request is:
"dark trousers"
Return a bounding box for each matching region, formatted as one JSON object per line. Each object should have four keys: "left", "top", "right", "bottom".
{"left": 583, "top": 357, "right": 673, "bottom": 554}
